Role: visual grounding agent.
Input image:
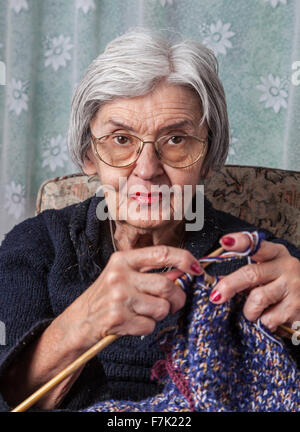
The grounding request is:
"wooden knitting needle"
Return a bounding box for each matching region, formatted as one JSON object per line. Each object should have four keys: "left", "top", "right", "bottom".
{"left": 11, "top": 245, "right": 296, "bottom": 412}
{"left": 279, "top": 324, "right": 296, "bottom": 336}
{"left": 11, "top": 334, "right": 119, "bottom": 412}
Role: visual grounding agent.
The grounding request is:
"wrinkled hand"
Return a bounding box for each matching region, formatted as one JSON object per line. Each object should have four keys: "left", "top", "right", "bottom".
{"left": 59, "top": 245, "right": 203, "bottom": 351}
{"left": 209, "top": 233, "right": 300, "bottom": 332}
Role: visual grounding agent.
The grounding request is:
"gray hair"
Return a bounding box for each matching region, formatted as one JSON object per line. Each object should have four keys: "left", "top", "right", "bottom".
{"left": 68, "top": 29, "right": 229, "bottom": 177}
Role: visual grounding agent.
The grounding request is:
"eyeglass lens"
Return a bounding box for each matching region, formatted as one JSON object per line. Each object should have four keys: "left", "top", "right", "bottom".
{"left": 94, "top": 134, "right": 205, "bottom": 168}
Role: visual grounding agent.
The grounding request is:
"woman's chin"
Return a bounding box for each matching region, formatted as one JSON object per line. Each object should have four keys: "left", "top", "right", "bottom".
{"left": 113, "top": 200, "right": 183, "bottom": 230}
{"left": 124, "top": 214, "right": 171, "bottom": 230}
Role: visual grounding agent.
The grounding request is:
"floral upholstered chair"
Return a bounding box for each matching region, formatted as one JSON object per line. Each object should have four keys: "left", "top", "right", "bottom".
{"left": 36, "top": 165, "right": 300, "bottom": 248}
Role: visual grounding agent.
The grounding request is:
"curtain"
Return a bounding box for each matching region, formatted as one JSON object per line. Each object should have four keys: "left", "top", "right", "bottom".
{"left": 0, "top": 0, "right": 299, "bottom": 242}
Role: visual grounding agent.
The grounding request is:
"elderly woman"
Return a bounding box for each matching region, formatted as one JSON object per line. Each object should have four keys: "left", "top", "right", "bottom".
{"left": 0, "top": 30, "right": 299, "bottom": 412}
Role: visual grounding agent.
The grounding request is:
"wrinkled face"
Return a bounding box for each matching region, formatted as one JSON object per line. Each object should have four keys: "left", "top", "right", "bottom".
{"left": 83, "top": 83, "right": 208, "bottom": 231}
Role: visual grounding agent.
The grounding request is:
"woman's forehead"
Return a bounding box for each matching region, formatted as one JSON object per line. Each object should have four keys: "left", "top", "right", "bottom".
{"left": 92, "top": 84, "right": 202, "bottom": 130}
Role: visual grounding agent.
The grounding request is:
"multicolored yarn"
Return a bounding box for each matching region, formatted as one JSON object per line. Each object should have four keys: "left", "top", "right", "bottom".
{"left": 82, "top": 231, "right": 300, "bottom": 412}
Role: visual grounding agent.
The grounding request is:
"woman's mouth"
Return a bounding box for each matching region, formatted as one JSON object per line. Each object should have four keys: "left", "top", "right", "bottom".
{"left": 129, "top": 192, "right": 162, "bottom": 205}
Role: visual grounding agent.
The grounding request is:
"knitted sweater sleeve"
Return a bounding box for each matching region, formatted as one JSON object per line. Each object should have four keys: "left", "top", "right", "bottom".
{"left": 0, "top": 215, "right": 54, "bottom": 411}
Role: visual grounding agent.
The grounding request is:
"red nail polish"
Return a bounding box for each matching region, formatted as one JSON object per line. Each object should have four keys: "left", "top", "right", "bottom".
{"left": 210, "top": 290, "right": 221, "bottom": 302}
{"left": 191, "top": 263, "right": 203, "bottom": 274}
{"left": 221, "top": 236, "right": 235, "bottom": 247}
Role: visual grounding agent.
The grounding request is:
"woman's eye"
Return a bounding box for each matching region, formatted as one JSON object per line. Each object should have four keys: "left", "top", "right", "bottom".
{"left": 168, "top": 136, "right": 184, "bottom": 145}
{"left": 113, "top": 135, "right": 129, "bottom": 145}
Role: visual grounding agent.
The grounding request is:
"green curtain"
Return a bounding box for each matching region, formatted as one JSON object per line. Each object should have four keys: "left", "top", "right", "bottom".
{"left": 0, "top": 0, "right": 299, "bottom": 242}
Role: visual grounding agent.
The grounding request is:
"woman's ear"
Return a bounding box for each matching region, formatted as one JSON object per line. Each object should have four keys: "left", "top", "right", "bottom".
{"left": 82, "top": 148, "right": 97, "bottom": 175}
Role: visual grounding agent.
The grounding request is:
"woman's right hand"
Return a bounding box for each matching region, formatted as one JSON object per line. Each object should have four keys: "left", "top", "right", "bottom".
{"left": 1, "top": 246, "right": 202, "bottom": 410}
{"left": 55, "top": 245, "right": 203, "bottom": 352}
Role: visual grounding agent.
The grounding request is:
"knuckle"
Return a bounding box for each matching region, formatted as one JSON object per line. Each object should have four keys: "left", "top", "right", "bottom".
{"left": 143, "top": 320, "right": 156, "bottom": 335}
{"left": 105, "top": 270, "right": 122, "bottom": 286}
{"left": 152, "top": 245, "right": 170, "bottom": 265}
{"left": 250, "top": 290, "right": 266, "bottom": 309}
{"left": 284, "top": 256, "right": 300, "bottom": 273}
{"left": 288, "top": 277, "right": 300, "bottom": 294}
{"left": 110, "top": 285, "right": 127, "bottom": 303}
{"left": 109, "top": 251, "right": 123, "bottom": 265}
{"left": 159, "top": 278, "right": 173, "bottom": 297}
{"left": 275, "top": 243, "right": 287, "bottom": 254}
{"left": 241, "top": 264, "right": 259, "bottom": 285}
{"left": 243, "top": 300, "right": 258, "bottom": 321}
{"left": 261, "top": 315, "right": 274, "bottom": 330}
{"left": 181, "top": 250, "right": 194, "bottom": 268}
{"left": 243, "top": 308, "right": 257, "bottom": 322}
{"left": 155, "top": 299, "right": 170, "bottom": 320}
{"left": 261, "top": 312, "right": 288, "bottom": 331}
{"left": 279, "top": 278, "right": 289, "bottom": 296}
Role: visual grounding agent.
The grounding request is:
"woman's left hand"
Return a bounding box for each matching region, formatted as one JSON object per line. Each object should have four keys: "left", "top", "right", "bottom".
{"left": 209, "top": 232, "right": 300, "bottom": 332}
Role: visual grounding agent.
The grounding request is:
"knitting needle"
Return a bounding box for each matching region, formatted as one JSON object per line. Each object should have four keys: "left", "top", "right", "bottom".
{"left": 11, "top": 334, "right": 119, "bottom": 412}
{"left": 279, "top": 324, "right": 296, "bottom": 336}
{"left": 11, "top": 245, "right": 296, "bottom": 412}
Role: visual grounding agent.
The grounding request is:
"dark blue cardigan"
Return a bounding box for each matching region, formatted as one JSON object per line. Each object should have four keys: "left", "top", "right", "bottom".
{"left": 0, "top": 195, "right": 299, "bottom": 411}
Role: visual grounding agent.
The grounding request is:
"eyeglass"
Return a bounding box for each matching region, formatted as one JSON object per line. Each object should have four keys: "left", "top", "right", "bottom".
{"left": 91, "top": 133, "right": 207, "bottom": 168}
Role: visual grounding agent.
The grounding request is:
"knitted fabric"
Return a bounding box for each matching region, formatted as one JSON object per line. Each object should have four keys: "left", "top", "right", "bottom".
{"left": 82, "top": 273, "right": 300, "bottom": 412}
{"left": 0, "top": 195, "right": 299, "bottom": 411}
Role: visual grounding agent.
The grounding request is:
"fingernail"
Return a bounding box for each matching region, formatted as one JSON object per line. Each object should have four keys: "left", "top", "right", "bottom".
{"left": 209, "top": 290, "right": 221, "bottom": 302}
{"left": 191, "top": 262, "right": 203, "bottom": 274}
{"left": 221, "top": 236, "right": 235, "bottom": 247}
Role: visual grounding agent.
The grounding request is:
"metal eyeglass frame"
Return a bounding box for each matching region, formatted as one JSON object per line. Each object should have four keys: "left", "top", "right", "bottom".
{"left": 90, "top": 133, "right": 208, "bottom": 169}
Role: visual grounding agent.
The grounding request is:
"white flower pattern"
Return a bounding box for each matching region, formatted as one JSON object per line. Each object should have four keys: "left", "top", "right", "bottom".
{"left": 7, "top": 78, "right": 29, "bottom": 116}
{"left": 42, "top": 135, "right": 68, "bottom": 172}
{"left": 159, "top": 0, "right": 174, "bottom": 6}
{"left": 10, "top": 0, "right": 29, "bottom": 13}
{"left": 4, "top": 181, "right": 25, "bottom": 219}
{"left": 199, "top": 19, "right": 235, "bottom": 56}
{"left": 264, "top": 0, "right": 287, "bottom": 8}
{"left": 226, "top": 129, "right": 239, "bottom": 163}
{"left": 256, "top": 74, "right": 288, "bottom": 113}
{"left": 44, "top": 35, "right": 73, "bottom": 71}
{"left": 229, "top": 130, "right": 238, "bottom": 156}
{"left": 76, "top": 0, "right": 96, "bottom": 14}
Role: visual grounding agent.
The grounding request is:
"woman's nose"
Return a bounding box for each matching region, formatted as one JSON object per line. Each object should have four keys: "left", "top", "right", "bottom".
{"left": 132, "top": 141, "right": 164, "bottom": 180}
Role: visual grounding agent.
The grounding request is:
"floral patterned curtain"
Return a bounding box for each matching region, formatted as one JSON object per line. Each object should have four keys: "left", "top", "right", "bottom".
{"left": 0, "top": 0, "right": 299, "bottom": 242}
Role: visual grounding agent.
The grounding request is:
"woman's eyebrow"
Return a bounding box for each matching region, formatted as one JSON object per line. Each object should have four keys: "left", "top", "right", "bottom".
{"left": 158, "top": 120, "right": 194, "bottom": 134}
{"left": 104, "top": 119, "right": 194, "bottom": 133}
{"left": 104, "top": 120, "right": 135, "bottom": 131}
